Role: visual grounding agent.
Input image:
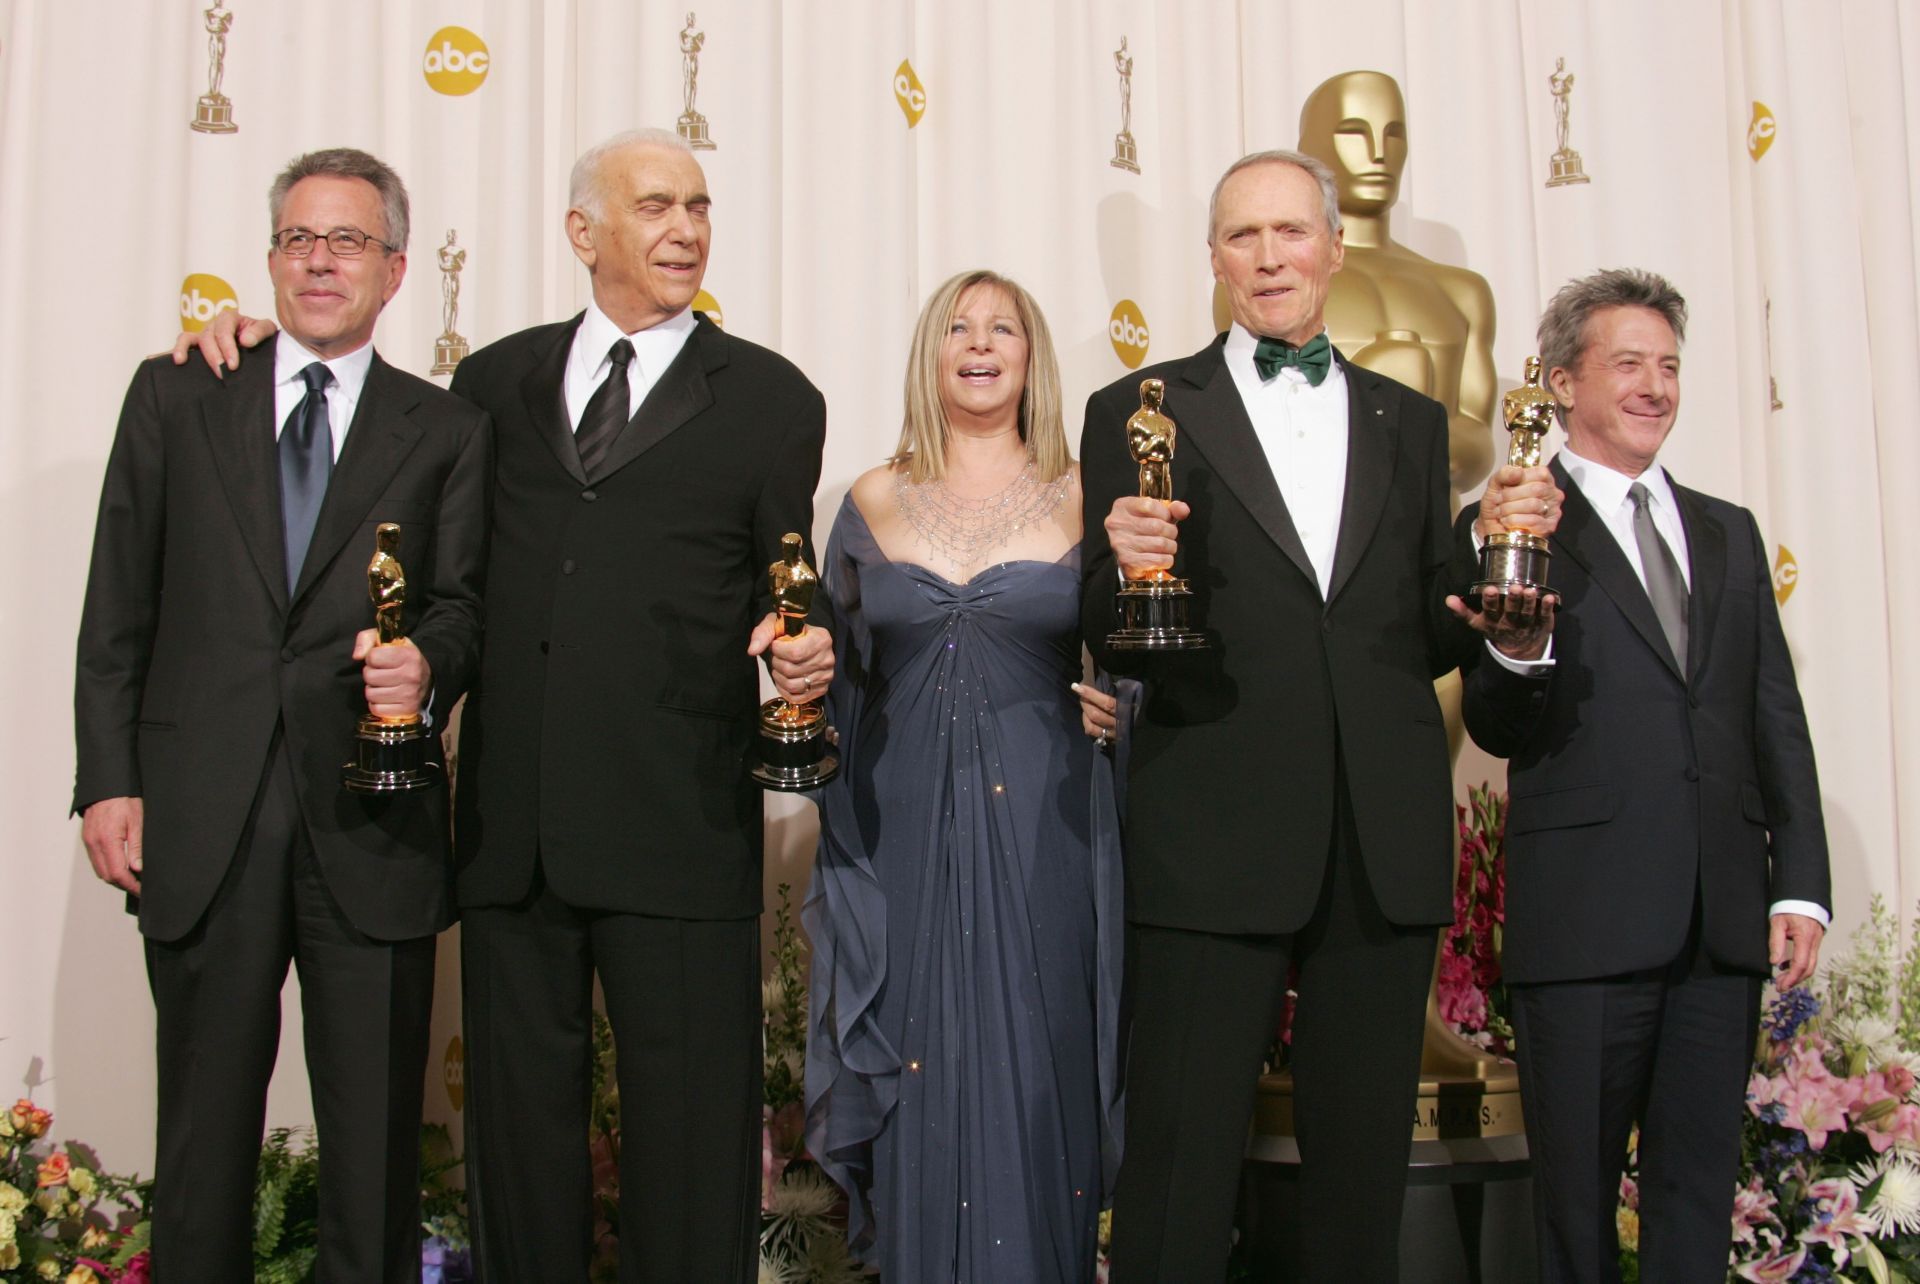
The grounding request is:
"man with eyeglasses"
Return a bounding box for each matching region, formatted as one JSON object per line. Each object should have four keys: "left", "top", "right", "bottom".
{"left": 75, "top": 147, "right": 491, "bottom": 1282}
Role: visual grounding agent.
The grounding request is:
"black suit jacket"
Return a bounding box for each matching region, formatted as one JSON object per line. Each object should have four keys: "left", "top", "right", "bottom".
{"left": 1081, "top": 338, "right": 1480, "bottom": 935}
{"left": 1458, "top": 457, "right": 1830, "bottom": 982}
{"left": 74, "top": 348, "right": 493, "bottom": 942}
{"left": 449, "top": 312, "right": 827, "bottom": 920}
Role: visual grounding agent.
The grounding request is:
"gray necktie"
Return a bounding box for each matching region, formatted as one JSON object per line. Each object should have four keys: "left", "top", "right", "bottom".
{"left": 1628, "top": 482, "right": 1689, "bottom": 667}
{"left": 279, "top": 362, "right": 333, "bottom": 591}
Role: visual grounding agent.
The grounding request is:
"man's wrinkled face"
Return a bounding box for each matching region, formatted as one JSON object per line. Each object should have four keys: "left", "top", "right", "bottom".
{"left": 1209, "top": 161, "right": 1345, "bottom": 345}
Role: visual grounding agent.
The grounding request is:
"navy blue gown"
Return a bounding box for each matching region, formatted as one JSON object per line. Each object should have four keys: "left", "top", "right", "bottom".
{"left": 803, "top": 492, "right": 1124, "bottom": 1283}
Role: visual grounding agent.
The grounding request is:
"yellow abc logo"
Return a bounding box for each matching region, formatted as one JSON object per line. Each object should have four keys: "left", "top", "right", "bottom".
{"left": 178, "top": 273, "right": 237, "bottom": 332}
{"left": 1108, "top": 299, "right": 1151, "bottom": 369}
{"left": 1748, "top": 102, "right": 1776, "bottom": 161}
{"left": 1771, "top": 544, "right": 1798, "bottom": 606}
{"left": 894, "top": 60, "right": 926, "bottom": 128}
{"left": 423, "top": 26, "right": 490, "bottom": 96}
{"left": 443, "top": 1035, "right": 465, "bottom": 1111}
{"left": 692, "top": 289, "right": 724, "bottom": 327}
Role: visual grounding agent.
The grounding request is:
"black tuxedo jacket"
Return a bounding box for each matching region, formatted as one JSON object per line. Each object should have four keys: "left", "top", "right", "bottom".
{"left": 1458, "top": 457, "right": 1830, "bottom": 983}
{"left": 1081, "top": 338, "right": 1480, "bottom": 935}
{"left": 74, "top": 349, "right": 492, "bottom": 942}
{"left": 448, "top": 312, "right": 826, "bottom": 920}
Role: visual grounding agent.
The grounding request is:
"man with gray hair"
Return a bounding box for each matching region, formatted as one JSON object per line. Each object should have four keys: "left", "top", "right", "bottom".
{"left": 1457, "top": 267, "right": 1829, "bottom": 1281}
{"left": 1079, "top": 148, "right": 1558, "bottom": 1280}
{"left": 181, "top": 128, "right": 831, "bottom": 1281}
{"left": 83, "top": 146, "right": 491, "bottom": 1280}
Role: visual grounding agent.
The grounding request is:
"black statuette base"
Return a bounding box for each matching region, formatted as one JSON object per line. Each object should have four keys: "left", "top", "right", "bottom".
{"left": 342, "top": 717, "right": 440, "bottom": 794}
{"left": 1109, "top": 576, "right": 1209, "bottom": 651}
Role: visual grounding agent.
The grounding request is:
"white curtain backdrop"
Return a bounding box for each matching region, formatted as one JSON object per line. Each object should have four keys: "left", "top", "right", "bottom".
{"left": 2, "top": 0, "right": 1913, "bottom": 1174}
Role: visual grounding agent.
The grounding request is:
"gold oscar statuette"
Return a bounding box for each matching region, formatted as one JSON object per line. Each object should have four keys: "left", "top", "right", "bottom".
{"left": 431, "top": 229, "right": 470, "bottom": 377}
{"left": 750, "top": 533, "right": 839, "bottom": 791}
{"left": 1110, "top": 36, "right": 1140, "bottom": 174}
{"left": 190, "top": 0, "right": 238, "bottom": 134}
{"left": 1546, "top": 57, "right": 1592, "bottom": 188}
{"left": 1471, "top": 357, "right": 1556, "bottom": 596}
{"left": 1108, "top": 378, "right": 1208, "bottom": 651}
{"left": 675, "top": 12, "right": 717, "bottom": 150}
{"left": 341, "top": 523, "right": 440, "bottom": 793}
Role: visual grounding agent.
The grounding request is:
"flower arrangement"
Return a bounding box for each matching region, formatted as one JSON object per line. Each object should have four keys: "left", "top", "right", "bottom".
{"left": 0, "top": 1097, "right": 149, "bottom": 1282}
{"left": 1438, "top": 783, "right": 1514, "bottom": 1055}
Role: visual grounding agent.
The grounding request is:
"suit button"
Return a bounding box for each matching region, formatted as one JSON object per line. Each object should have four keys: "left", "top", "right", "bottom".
{"left": 280, "top": 646, "right": 295, "bottom": 663}
{"left": 1684, "top": 766, "right": 1700, "bottom": 782}
{"left": 562, "top": 559, "right": 576, "bottom": 574}
{"left": 581, "top": 489, "right": 597, "bottom": 502}
{"left": 540, "top": 641, "right": 549, "bottom": 654}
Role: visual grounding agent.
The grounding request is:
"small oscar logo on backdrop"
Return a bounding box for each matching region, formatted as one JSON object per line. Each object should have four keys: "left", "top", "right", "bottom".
{"left": 693, "top": 289, "right": 724, "bottom": 327}
{"left": 676, "top": 12, "right": 716, "bottom": 149}
{"left": 443, "top": 1036, "right": 464, "bottom": 1111}
{"left": 1545, "top": 56, "right": 1591, "bottom": 187}
{"left": 190, "top": 0, "right": 237, "bottom": 134}
{"left": 1111, "top": 36, "right": 1139, "bottom": 173}
{"left": 1773, "top": 545, "right": 1799, "bottom": 607}
{"left": 894, "top": 60, "right": 926, "bottom": 128}
{"left": 179, "top": 273, "right": 237, "bottom": 332}
{"left": 423, "top": 26, "right": 490, "bottom": 96}
{"left": 432, "top": 230, "right": 470, "bottom": 376}
{"left": 1748, "top": 102, "right": 1777, "bottom": 161}
{"left": 1109, "top": 299, "right": 1150, "bottom": 369}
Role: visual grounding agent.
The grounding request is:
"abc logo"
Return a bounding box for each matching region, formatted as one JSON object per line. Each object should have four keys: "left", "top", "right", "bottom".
{"left": 423, "top": 26, "right": 490, "bottom": 96}
{"left": 1772, "top": 544, "right": 1798, "bottom": 606}
{"left": 443, "top": 1035, "right": 465, "bottom": 1111}
{"left": 1748, "top": 101, "right": 1776, "bottom": 162}
{"left": 178, "top": 273, "right": 237, "bottom": 333}
{"left": 692, "top": 289, "right": 725, "bottom": 328}
{"left": 1108, "top": 299, "right": 1151, "bottom": 369}
{"left": 894, "top": 60, "right": 926, "bottom": 128}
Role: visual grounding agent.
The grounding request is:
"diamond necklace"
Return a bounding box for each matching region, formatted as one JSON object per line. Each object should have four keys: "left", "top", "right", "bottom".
{"left": 894, "top": 459, "right": 1071, "bottom": 576}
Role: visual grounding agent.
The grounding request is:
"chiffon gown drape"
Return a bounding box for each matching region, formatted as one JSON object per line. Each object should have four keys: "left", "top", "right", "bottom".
{"left": 803, "top": 492, "right": 1125, "bottom": 1283}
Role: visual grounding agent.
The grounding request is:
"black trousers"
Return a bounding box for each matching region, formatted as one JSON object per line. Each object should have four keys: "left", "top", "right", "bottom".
{"left": 145, "top": 743, "right": 436, "bottom": 1284}
{"left": 462, "top": 873, "right": 762, "bottom": 1283}
{"left": 1110, "top": 773, "right": 1440, "bottom": 1283}
{"left": 1510, "top": 923, "right": 1763, "bottom": 1284}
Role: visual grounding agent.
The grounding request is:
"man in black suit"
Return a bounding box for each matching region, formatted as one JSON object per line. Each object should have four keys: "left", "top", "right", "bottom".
{"left": 1080, "top": 148, "right": 1556, "bottom": 1282}
{"left": 75, "top": 148, "right": 491, "bottom": 1282}
{"left": 1458, "top": 268, "right": 1829, "bottom": 1282}
{"left": 444, "top": 128, "right": 830, "bottom": 1281}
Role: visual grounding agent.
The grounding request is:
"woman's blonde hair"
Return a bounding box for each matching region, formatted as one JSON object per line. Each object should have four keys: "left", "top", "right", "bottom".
{"left": 892, "top": 270, "right": 1068, "bottom": 484}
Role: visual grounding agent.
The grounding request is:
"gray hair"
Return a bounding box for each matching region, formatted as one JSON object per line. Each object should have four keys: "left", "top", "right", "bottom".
{"left": 568, "top": 128, "right": 693, "bottom": 221}
{"left": 268, "top": 148, "right": 410, "bottom": 252}
{"left": 1537, "top": 268, "right": 1689, "bottom": 423}
{"left": 1207, "top": 149, "right": 1344, "bottom": 243}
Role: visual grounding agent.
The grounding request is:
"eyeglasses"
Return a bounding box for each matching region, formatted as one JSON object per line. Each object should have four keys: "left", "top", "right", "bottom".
{"left": 270, "top": 227, "right": 398, "bottom": 258}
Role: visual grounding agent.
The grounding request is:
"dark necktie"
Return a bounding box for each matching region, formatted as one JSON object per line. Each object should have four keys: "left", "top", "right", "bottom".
{"left": 575, "top": 338, "right": 635, "bottom": 476}
{"left": 1628, "top": 482, "right": 1689, "bottom": 666}
{"left": 279, "top": 361, "right": 333, "bottom": 591}
{"left": 1253, "top": 332, "right": 1333, "bottom": 386}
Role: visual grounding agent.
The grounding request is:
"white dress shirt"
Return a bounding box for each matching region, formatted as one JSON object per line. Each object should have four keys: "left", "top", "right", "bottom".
{"left": 1223, "top": 323, "right": 1348, "bottom": 598}
{"left": 563, "top": 301, "right": 698, "bottom": 431}
{"left": 1557, "top": 446, "right": 1825, "bottom": 929}
{"left": 273, "top": 331, "right": 374, "bottom": 461}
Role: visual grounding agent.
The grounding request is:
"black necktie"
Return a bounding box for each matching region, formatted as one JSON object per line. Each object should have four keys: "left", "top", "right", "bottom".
{"left": 279, "top": 362, "right": 333, "bottom": 591}
{"left": 1628, "top": 482, "right": 1690, "bottom": 666}
{"left": 576, "top": 338, "right": 635, "bottom": 476}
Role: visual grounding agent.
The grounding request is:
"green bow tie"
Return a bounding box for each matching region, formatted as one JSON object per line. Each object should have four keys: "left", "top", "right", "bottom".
{"left": 1253, "top": 332, "right": 1333, "bottom": 386}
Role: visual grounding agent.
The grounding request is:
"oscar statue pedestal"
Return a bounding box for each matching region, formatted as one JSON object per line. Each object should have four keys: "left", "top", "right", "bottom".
{"left": 192, "top": 94, "right": 236, "bottom": 134}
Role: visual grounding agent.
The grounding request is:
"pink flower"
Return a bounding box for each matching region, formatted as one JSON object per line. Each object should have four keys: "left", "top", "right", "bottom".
{"left": 1800, "top": 1178, "right": 1874, "bottom": 1259}
{"left": 1778, "top": 1077, "right": 1851, "bottom": 1148}
{"left": 1731, "top": 1176, "right": 1777, "bottom": 1245}
{"left": 1860, "top": 1100, "right": 1920, "bottom": 1153}
{"left": 8, "top": 1099, "right": 51, "bottom": 1140}
{"left": 37, "top": 1151, "right": 70, "bottom": 1188}
{"left": 1747, "top": 1071, "right": 1783, "bottom": 1115}
{"left": 1735, "top": 1238, "right": 1807, "bottom": 1282}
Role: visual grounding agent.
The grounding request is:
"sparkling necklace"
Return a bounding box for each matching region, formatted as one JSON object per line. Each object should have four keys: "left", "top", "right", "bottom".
{"left": 894, "top": 459, "right": 1071, "bottom": 577}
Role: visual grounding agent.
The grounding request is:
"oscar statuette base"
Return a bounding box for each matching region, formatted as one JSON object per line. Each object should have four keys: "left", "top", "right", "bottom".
{"left": 751, "top": 699, "right": 839, "bottom": 791}
{"left": 432, "top": 336, "right": 469, "bottom": 377}
{"left": 1470, "top": 531, "right": 1551, "bottom": 598}
{"left": 1108, "top": 576, "right": 1208, "bottom": 651}
{"left": 191, "top": 95, "right": 237, "bottom": 134}
{"left": 677, "top": 112, "right": 716, "bottom": 150}
{"left": 1546, "top": 150, "right": 1590, "bottom": 187}
{"left": 342, "top": 715, "right": 440, "bottom": 794}
{"left": 1111, "top": 133, "right": 1140, "bottom": 174}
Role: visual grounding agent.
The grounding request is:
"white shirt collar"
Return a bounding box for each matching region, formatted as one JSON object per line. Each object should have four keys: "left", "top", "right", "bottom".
{"left": 574, "top": 299, "right": 698, "bottom": 380}
{"left": 273, "top": 330, "right": 374, "bottom": 400}
{"left": 1558, "top": 444, "right": 1677, "bottom": 516}
{"left": 1223, "top": 322, "right": 1342, "bottom": 390}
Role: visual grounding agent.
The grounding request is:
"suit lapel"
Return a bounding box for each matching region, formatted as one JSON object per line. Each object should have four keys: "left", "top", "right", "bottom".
{"left": 293, "top": 353, "right": 425, "bottom": 606}
{"left": 1173, "top": 338, "right": 1319, "bottom": 592}
{"left": 590, "top": 315, "right": 722, "bottom": 484}
{"left": 521, "top": 313, "right": 588, "bottom": 485}
{"left": 1326, "top": 356, "right": 1396, "bottom": 606}
{"left": 1672, "top": 478, "right": 1725, "bottom": 681}
{"left": 200, "top": 353, "right": 288, "bottom": 613}
{"left": 1549, "top": 457, "right": 1685, "bottom": 680}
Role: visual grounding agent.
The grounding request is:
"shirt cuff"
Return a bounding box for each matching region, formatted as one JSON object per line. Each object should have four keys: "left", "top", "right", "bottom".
{"left": 1485, "top": 638, "right": 1554, "bottom": 675}
{"left": 1769, "top": 899, "right": 1830, "bottom": 928}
